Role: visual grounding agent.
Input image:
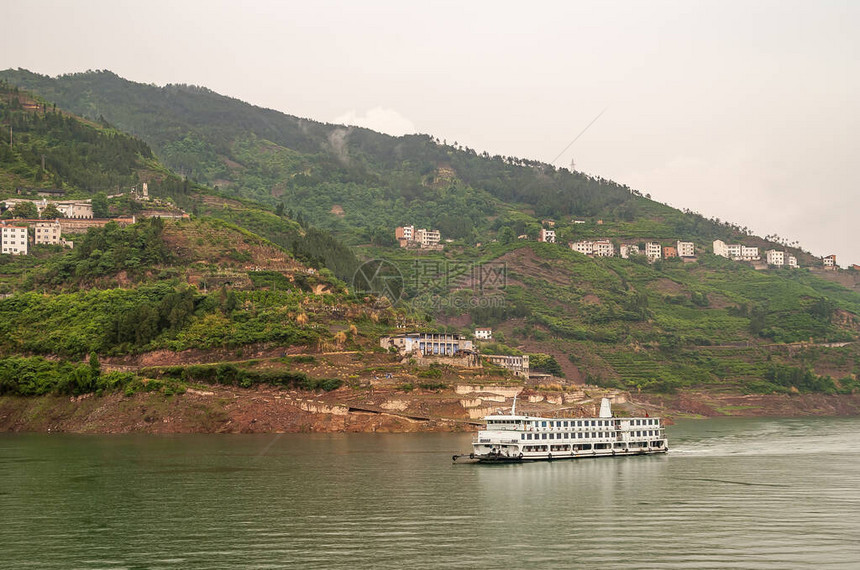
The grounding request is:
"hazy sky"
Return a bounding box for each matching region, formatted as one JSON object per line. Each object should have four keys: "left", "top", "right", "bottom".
{"left": 3, "top": 0, "right": 857, "bottom": 264}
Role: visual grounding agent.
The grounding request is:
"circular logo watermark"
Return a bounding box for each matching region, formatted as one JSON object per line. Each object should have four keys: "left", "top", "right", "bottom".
{"left": 352, "top": 259, "right": 404, "bottom": 305}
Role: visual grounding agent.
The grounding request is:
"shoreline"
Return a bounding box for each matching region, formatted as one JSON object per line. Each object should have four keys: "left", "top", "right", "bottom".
{"left": 3, "top": 386, "right": 860, "bottom": 434}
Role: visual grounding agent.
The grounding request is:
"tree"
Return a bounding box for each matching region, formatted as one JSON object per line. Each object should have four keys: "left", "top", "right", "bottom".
{"left": 41, "top": 203, "right": 63, "bottom": 219}
{"left": 809, "top": 298, "right": 836, "bottom": 323}
{"left": 92, "top": 192, "right": 109, "bottom": 218}
{"left": 11, "top": 201, "right": 38, "bottom": 219}
{"left": 88, "top": 352, "right": 101, "bottom": 377}
{"left": 498, "top": 226, "right": 516, "bottom": 245}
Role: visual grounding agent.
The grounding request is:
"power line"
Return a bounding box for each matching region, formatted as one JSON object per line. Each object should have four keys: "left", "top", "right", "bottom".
{"left": 549, "top": 107, "right": 608, "bottom": 166}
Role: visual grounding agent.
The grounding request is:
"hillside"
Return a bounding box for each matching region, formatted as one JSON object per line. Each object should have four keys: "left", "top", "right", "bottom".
{"left": 0, "top": 69, "right": 859, "bottom": 431}
{"left": 0, "top": 69, "right": 768, "bottom": 250}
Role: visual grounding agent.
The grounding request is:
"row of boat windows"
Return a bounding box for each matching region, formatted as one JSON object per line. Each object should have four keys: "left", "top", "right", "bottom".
{"left": 519, "top": 441, "right": 658, "bottom": 452}
{"left": 487, "top": 419, "right": 659, "bottom": 428}
{"left": 521, "top": 430, "right": 659, "bottom": 440}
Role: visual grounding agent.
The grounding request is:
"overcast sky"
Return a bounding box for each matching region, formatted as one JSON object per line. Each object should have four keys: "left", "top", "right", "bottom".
{"left": 3, "top": 0, "right": 857, "bottom": 264}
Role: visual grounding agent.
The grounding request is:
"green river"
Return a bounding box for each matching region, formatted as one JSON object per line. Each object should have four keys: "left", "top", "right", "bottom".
{"left": 2, "top": 417, "right": 859, "bottom": 568}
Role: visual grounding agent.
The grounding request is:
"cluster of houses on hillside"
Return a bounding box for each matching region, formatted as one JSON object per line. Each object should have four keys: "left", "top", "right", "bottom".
{"left": 395, "top": 225, "right": 442, "bottom": 249}
{"left": 568, "top": 239, "right": 697, "bottom": 262}
{"left": 1, "top": 219, "right": 74, "bottom": 255}
{"left": 713, "top": 240, "right": 799, "bottom": 268}
{"left": 3, "top": 197, "right": 94, "bottom": 219}
{"left": 0, "top": 183, "right": 191, "bottom": 257}
{"left": 509, "top": 219, "right": 841, "bottom": 270}
{"left": 0, "top": 216, "right": 137, "bottom": 256}
{"left": 509, "top": 217, "right": 845, "bottom": 269}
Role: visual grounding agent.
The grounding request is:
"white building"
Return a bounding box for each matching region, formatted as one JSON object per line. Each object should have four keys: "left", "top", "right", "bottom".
{"left": 415, "top": 228, "right": 441, "bottom": 248}
{"left": 713, "top": 240, "right": 729, "bottom": 258}
{"left": 380, "top": 332, "right": 474, "bottom": 356}
{"left": 34, "top": 220, "right": 61, "bottom": 245}
{"left": 3, "top": 198, "right": 93, "bottom": 219}
{"left": 474, "top": 328, "right": 493, "bottom": 340}
{"left": 766, "top": 249, "right": 785, "bottom": 266}
{"left": 620, "top": 244, "right": 640, "bottom": 259}
{"left": 593, "top": 240, "right": 614, "bottom": 257}
{"left": 570, "top": 240, "right": 593, "bottom": 255}
{"left": 823, "top": 254, "right": 837, "bottom": 268}
{"left": 538, "top": 228, "right": 556, "bottom": 243}
{"left": 787, "top": 255, "right": 798, "bottom": 268}
{"left": 484, "top": 354, "right": 530, "bottom": 377}
{"left": 395, "top": 225, "right": 414, "bottom": 241}
{"left": 740, "top": 246, "right": 759, "bottom": 260}
{"left": 726, "top": 244, "right": 742, "bottom": 258}
{"left": 1, "top": 225, "right": 28, "bottom": 255}
{"left": 677, "top": 241, "right": 695, "bottom": 258}
{"left": 645, "top": 242, "right": 662, "bottom": 261}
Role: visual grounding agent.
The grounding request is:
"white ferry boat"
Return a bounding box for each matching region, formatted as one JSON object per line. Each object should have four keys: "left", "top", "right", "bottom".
{"left": 453, "top": 397, "right": 668, "bottom": 463}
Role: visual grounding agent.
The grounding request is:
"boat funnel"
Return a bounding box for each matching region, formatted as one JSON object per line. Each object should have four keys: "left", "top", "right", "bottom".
{"left": 598, "top": 397, "right": 612, "bottom": 418}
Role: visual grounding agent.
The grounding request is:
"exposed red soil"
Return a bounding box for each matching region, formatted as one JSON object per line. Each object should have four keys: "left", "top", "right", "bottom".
{"left": 4, "top": 383, "right": 859, "bottom": 435}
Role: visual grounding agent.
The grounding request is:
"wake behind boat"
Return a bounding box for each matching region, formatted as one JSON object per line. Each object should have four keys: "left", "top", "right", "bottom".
{"left": 453, "top": 397, "right": 668, "bottom": 463}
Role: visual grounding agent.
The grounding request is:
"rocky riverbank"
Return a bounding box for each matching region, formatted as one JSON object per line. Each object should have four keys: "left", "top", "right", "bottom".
{"left": 3, "top": 384, "right": 860, "bottom": 434}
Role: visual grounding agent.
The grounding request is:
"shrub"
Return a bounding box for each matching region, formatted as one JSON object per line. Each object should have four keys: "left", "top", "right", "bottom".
{"left": 418, "top": 382, "right": 448, "bottom": 391}
{"left": 417, "top": 367, "right": 443, "bottom": 379}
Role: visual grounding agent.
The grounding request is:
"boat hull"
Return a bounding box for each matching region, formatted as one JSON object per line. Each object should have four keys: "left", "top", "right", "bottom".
{"left": 455, "top": 446, "right": 668, "bottom": 464}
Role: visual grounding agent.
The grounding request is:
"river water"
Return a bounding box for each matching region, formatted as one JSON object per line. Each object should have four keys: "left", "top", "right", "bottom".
{"left": 2, "top": 417, "right": 860, "bottom": 569}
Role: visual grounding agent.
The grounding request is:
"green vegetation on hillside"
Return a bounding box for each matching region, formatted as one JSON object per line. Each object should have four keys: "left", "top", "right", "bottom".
{"left": 0, "top": 69, "right": 858, "bottom": 399}
{"left": 0, "top": 70, "right": 668, "bottom": 244}
{"left": 0, "top": 79, "right": 152, "bottom": 194}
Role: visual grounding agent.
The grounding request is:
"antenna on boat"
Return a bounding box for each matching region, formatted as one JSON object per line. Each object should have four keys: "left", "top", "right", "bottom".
{"left": 511, "top": 394, "right": 518, "bottom": 416}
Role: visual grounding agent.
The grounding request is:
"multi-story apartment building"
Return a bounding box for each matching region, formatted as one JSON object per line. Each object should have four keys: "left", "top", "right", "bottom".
{"left": 380, "top": 332, "right": 474, "bottom": 356}
{"left": 484, "top": 354, "right": 530, "bottom": 377}
{"left": 715, "top": 240, "right": 761, "bottom": 262}
{"left": 787, "top": 255, "right": 798, "bottom": 268}
{"left": 766, "top": 250, "right": 785, "bottom": 266}
{"left": 593, "top": 240, "right": 614, "bottom": 257}
{"left": 1, "top": 225, "right": 28, "bottom": 255}
{"left": 415, "top": 228, "right": 441, "bottom": 248}
{"left": 34, "top": 220, "right": 61, "bottom": 245}
{"left": 677, "top": 241, "right": 695, "bottom": 258}
{"left": 396, "top": 225, "right": 441, "bottom": 248}
{"left": 538, "top": 228, "right": 556, "bottom": 243}
{"left": 395, "top": 225, "right": 414, "bottom": 247}
{"left": 740, "top": 246, "right": 759, "bottom": 260}
{"left": 474, "top": 328, "right": 493, "bottom": 340}
{"left": 823, "top": 254, "right": 837, "bottom": 268}
{"left": 663, "top": 246, "right": 678, "bottom": 259}
{"left": 570, "top": 240, "right": 593, "bottom": 255}
{"left": 645, "top": 242, "right": 662, "bottom": 261}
